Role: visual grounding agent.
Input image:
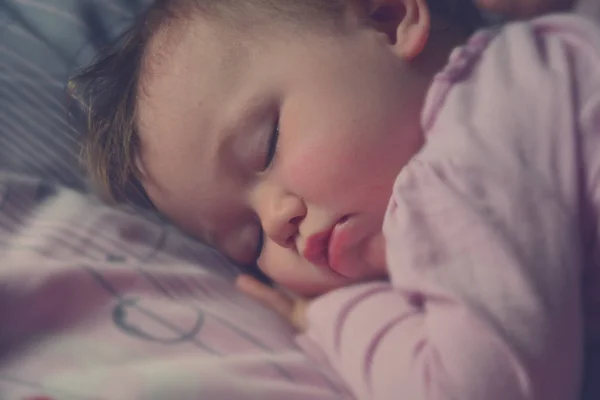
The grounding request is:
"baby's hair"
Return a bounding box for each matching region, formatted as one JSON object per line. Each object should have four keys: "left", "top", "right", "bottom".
{"left": 70, "top": 0, "right": 482, "bottom": 207}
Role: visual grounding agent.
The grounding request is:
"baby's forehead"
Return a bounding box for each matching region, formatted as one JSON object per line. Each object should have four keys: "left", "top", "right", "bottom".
{"left": 135, "top": 17, "right": 249, "bottom": 189}
{"left": 140, "top": 14, "right": 250, "bottom": 94}
{"left": 141, "top": 17, "right": 195, "bottom": 84}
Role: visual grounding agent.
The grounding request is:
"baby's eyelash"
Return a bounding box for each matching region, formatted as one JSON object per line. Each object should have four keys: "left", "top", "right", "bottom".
{"left": 256, "top": 226, "right": 265, "bottom": 261}
{"left": 263, "top": 121, "right": 280, "bottom": 170}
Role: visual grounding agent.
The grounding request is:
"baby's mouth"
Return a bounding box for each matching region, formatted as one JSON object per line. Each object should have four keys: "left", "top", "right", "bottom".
{"left": 303, "top": 215, "right": 352, "bottom": 276}
{"left": 302, "top": 227, "right": 334, "bottom": 268}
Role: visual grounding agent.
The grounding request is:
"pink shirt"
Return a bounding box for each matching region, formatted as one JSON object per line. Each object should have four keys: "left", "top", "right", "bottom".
{"left": 303, "top": 14, "right": 600, "bottom": 400}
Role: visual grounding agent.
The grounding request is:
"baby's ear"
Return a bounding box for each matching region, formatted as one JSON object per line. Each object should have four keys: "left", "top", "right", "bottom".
{"left": 367, "top": 0, "right": 430, "bottom": 59}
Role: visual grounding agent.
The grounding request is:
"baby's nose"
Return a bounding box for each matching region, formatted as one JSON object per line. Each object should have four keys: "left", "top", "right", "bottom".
{"left": 252, "top": 182, "right": 306, "bottom": 250}
{"left": 263, "top": 214, "right": 302, "bottom": 249}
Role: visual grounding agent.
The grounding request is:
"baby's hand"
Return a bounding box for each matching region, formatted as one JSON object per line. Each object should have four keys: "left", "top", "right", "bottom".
{"left": 236, "top": 275, "right": 309, "bottom": 332}
{"left": 476, "top": 0, "right": 573, "bottom": 17}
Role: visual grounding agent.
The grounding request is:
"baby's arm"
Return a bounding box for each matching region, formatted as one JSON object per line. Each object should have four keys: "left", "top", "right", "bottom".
{"left": 304, "top": 160, "right": 581, "bottom": 400}
{"left": 303, "top": 15, "right": 600, "bottom": 400}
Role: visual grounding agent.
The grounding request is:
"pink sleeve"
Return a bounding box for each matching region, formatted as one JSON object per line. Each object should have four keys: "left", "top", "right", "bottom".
{"left": 305, "top": 160, "right": 581, "bottom": 400}
{"left": 303, "top": 15, "right": 600, "bottom": 400}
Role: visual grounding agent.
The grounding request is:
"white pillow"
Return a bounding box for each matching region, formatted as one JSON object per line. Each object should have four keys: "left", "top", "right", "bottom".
{"left": 0, "top": 173, "right": 350, "bottom": 399}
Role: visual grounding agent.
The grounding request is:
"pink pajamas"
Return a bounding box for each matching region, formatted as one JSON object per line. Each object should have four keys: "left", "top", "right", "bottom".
{"left": 303, "top": 14, "right": 600, "bottom": 400}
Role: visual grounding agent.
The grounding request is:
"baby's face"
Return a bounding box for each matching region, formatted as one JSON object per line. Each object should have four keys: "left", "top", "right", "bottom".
{"left": 137, "top": 14, "right": 429, "bottom": 296}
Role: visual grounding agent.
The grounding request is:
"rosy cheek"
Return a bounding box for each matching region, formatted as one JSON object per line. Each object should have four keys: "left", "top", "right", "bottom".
{"left": 277, "top": 108, "right": 364, "bottom": 202}
{"left": 278, "top": 143, "right": 356, "bottom": 201}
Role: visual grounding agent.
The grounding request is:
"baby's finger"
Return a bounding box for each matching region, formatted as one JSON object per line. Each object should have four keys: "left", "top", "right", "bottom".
{"left": 236, "top": 274, "right": 294, "bottom": 319}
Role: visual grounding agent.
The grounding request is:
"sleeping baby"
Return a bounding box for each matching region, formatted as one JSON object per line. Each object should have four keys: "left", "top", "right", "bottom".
{"left": 72, "top": 0, "right": 599, "bottom": 398}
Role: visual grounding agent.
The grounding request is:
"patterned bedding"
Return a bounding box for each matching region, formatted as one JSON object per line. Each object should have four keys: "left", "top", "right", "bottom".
{"left": 0, "top": 173, "right": 351, "bottom": 400}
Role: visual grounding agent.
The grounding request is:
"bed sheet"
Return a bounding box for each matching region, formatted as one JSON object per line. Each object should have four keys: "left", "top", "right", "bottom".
{"left": 1, "top": 0, "right": 152, "bottom": 189}
{"left": 0, "top": 173, "right": 351, "bottom": 400}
